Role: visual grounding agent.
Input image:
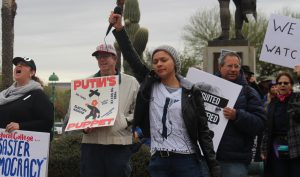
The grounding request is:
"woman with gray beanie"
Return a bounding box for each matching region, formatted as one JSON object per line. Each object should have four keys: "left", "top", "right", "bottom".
{"left": 109, "top": 13, "right": 220, "bottom": 177}
{"left": 0, "top": 57, "right": 53, "bottom": 135}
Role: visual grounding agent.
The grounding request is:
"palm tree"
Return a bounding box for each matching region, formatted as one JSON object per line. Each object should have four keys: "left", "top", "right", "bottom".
{"left": 1, "top": 0, "right": 17, "bottom": 90}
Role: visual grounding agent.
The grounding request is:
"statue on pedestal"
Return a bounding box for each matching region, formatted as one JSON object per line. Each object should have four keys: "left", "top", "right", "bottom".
{"left": 214, "top": 0, "right": 257, "bottom": 40}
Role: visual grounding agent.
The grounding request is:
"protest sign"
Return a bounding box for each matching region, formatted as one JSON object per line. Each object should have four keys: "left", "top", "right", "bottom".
{"left": 260, "top": 14, "right": 300, "bottom": 68}
{"left": 0, "top": 129, "right": 50, "bottom": 177}
{"left": 186, "top": 68, "right": 242, "bottom": 151}
{"left": 65, "top": 76, "right": 119, "bottom": 131}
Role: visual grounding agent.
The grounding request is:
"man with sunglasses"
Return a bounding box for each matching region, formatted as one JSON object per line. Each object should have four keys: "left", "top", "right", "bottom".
{"left": 215, "top": 52, "right": 266, "bottom": 177}
{"left": 64, "top": 43, "right": 139, "bottom": 177}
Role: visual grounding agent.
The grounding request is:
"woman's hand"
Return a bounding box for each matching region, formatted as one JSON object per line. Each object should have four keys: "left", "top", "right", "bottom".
{"left": 6, "top": 122, "right": 20, "bottom": 132}
{"left": 109, "top": 12, "right": 123, "bottom": 31}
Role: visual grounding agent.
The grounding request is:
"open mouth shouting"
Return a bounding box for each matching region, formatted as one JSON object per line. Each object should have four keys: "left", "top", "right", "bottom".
{"left": 16, "top": 68, "right": 22, "bottom": 74}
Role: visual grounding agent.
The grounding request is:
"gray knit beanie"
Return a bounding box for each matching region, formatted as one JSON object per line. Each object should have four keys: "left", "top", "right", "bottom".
{"left": 152, "top": 45, "right": 181, "bottom": 74}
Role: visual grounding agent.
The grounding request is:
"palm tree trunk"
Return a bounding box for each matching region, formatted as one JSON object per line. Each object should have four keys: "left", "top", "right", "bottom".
{"left": 1, "top": 0, "right": 17, "bottom": 90}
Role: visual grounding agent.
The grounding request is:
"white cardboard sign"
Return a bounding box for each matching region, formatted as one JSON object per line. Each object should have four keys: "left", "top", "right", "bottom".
{"left": 0, "top": 129, "right": 50, "bottom": 177}
{"left": 65, "top": 76, "right": 119, "bottom": 131}
{"left": 260, "top": 14, "right": 300, "bottom": 68}
{"left": 186, "top": 68, "right": 242, "bottom": 151}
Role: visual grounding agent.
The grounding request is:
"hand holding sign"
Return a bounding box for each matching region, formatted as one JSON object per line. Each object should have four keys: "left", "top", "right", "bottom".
{"left": 83, "top": 127, "right": 95, "bottom": 134}
{"left": 5, "top": 122, "right": 20, "bottom": 132}
{"left": 186, "top": 68, "right": 242, "bottom": 151}
{"left": 223, "top": 107, "right": 237, "bottom": 120}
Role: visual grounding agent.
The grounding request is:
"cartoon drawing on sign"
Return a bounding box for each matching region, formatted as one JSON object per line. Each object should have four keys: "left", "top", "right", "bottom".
{"left": 89, "top": 89, "right": 100, "bottom": 97}
{"left": 85, "top": 100, "right": 100, "bottom": 120}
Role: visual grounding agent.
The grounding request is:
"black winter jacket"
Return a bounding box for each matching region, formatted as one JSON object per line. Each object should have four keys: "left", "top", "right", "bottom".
{"left": 215, "top": 72, "right": 266, "bottom": 165}
{"left": 113, "top": 28, "right": 220, "bottom": 177}
{"left": 261, "top": 93, "right": 300, "bottom": 160}
{"left": 0, "top": 89, "right": 54, "bottom": 133}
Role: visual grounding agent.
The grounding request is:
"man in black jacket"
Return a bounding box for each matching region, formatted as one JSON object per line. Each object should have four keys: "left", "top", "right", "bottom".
{"left": 216, "top": 52, "right": 266, "bottom": 177}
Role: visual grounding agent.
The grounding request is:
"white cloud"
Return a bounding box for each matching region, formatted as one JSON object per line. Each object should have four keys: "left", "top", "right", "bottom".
{"left": 0, "top": 0, "right": 299, "bottom": 82}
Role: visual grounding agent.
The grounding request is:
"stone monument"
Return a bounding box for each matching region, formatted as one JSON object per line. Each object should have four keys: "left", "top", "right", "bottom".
{"left": 203, "top": 0, "right": 257, "bottom": 74}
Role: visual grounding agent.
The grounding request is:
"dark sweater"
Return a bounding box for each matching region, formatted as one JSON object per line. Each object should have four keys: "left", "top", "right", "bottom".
{"left": 0, "top": 89, "right": 54, "bottom": 133}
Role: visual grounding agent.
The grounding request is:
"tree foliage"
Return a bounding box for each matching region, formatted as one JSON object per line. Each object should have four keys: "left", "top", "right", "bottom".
{"left": 182, "top": 7, "right": 221, "bottom": 61}
{"left": 44, "top": 86, "right": 71, "bottom": 122}
{"left": 180, "top": 48, "right": 201, "bottom": 77}
{"left": 182, "top": 7, "right": 300, "bottom": 79}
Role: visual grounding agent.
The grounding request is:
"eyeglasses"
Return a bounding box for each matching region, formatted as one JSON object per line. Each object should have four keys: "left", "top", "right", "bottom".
{"left": 277, "top": 82, "right": 290, "bottom": 86}
{"left": 96, "top": 53, "right": 113, "bottom": 59}
{"left": 223, "top": 64, "right": 240, "bottom": 69}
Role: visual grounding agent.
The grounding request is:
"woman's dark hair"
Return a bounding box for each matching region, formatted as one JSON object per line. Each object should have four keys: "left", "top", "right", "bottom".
{"left": 275, "top": 72, "right": 294, "bottom": 86}
{"left": 32, "top": 75, "right": 44, "bottom": 87}
{"left": 29, "top": 67, "right": 44, "bottom": 87}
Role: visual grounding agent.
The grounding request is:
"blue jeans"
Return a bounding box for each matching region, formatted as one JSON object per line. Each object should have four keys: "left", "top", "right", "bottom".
{"left": 148, "top": 153, "right": 203, "bottom": 177}
{"left": 80, "top": 144, "right": 132, "bottom": 177}
{"left": 200, "top": 157, "right": 211, "bottom": 177}
{"left": 219, "top": 161, "right": 248, "bottom": 177}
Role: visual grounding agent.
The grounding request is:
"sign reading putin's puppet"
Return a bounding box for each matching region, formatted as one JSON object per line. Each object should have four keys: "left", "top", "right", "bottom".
{"left": 0, "top": 129, "right": 50, "bottom": 177}
{"left": 65, "top": 76, "right": 119, "bottom": 131}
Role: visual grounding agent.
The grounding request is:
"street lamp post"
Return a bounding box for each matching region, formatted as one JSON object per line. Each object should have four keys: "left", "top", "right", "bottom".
{"left": 49, "top": 72, "right": 59, "bottom": 132}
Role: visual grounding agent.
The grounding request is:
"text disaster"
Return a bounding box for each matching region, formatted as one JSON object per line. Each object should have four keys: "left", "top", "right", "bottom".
{"left": 0, "top": 139, "right": 44, "bottom": 177}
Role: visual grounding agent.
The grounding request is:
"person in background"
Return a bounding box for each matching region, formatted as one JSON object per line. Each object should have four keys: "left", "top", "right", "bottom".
{"left": 0, "top": 57, "right": 53, "bottom": 134}
{"left": 216, "top": 52, "right": 266, "bottom": 177}
{"left": 241, "top": 65, "right": 265, "bottom": 163}
{"left": 64, "top": 43, "right": 139, "bottom": 177}
{"left": 241, "top": 65, "right": 264, "bottom": 99}
{"left": 258, "top": 77, "right": 274, "bottom": 104}
{"left": 266, "top": 80, "right": 277, "bottom": 105}
{"left": 110, "top": 12, "right": 220, "bottom": 177}
{"left": 261, "top": 70, "right": 300, "bottom": 177}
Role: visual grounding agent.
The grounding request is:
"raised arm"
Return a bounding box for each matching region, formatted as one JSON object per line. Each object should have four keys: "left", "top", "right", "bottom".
{"left": 110, "top": 13, "right": 149, "bottom": 83}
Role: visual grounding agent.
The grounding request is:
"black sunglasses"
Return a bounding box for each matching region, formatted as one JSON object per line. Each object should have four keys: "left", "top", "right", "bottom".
{"left": 277, "top": 82, "right": 290, "bottom": 86}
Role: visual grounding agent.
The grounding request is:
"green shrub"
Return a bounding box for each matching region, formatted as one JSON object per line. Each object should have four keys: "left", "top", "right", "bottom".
{"left": 48, "top": 134, "right": 82, "bottom": 177}
{"left": 48, "top": 135, "right": 151, "bottom": 177}
{"left": 130, "top": 145, "right": 151, "bottom": 177}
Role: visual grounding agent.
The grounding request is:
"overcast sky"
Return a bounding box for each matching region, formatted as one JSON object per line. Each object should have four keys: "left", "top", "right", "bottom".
{"left": 2, "top": 0, "right": 300, "bottom": 82}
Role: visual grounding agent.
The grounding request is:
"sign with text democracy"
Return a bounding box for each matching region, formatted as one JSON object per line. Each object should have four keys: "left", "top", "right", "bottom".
{"left": 65, "top": 76, "right": 119, "bottom": 131}
{"left": 186, "top": 68, "right": 242, "bottom": 151}
{"left": 260, "top": 14, "right": 300, "bottom": 68}
{"left": 0, "top": 129, "right": 50, "bottom": 177}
